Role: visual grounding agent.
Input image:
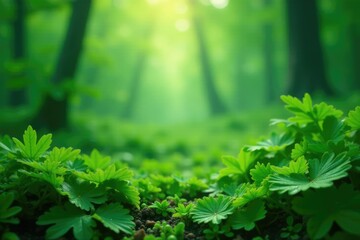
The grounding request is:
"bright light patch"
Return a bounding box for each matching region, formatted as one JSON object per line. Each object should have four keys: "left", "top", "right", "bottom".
{"left": 147, "top": 0, "right": 161, "bottom": 5}
{"left": 175, "top": 19, "right": 190, "bottom": 32}
{"left": 210, "top": 0, "right": 229, "bottom": 9}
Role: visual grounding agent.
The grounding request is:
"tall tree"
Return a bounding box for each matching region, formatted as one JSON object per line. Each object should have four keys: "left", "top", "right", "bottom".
{"left": 189, "top": 0, "right": 226, "bottom": 115}
{"left": 286, "top": 0, "right": 333, "bottom": 97}
{"left": 34, "top": 0, "right": 93, "bottom": 131}
{"left": 262, "top": 0, "right": 276, "bottom": 102}
{"left": 9, "top": 0, "right": 26, "bottom": 106}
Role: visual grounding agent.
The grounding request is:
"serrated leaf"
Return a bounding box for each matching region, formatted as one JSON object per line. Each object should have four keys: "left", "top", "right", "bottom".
{"left": 12, "top": 126, "right": 52, "bottom": 160}
{"left": 191, "top": 195, "right": 234, "bottom": 224}
{"left": 321, "top": 116, "right": 345, "bottom": 143}
{"left": 93, "top": 203, "right": 134, "bottom": 234}
{"left": 281, "top": 94, "right": 342, "bottom": 125}
{"left": 271, "top": 157, "right": 308, "bottom": 175}
{"left": 74, "top": 165, "right": 133, "bottom": 184}
{"left": 0, "top": 192, "right": 22, "bottom": 224}
{"left": 62, "top": 179, "right": 107, "bottom": 211}
{"left": 48, "top": 147, "right": 81, "bottom": 163}
{"left": 250, "top": 163, "right": 273, "bottom": 186}
{"left": 233, "top": 183, "right": 268, "bottom": 207}
{"left": 219, "top": 148, "right": 256, "bottom": 179}
{"left": 291, "top": 142, "right": 307, "bottom": 159}
{"left": 230, "top": 199, "right": 267, "bottom": 231}
{"left": 269, "top": 152, "right": 351, "bottom": 194}
{"left": 313, "top": 102, "right": 343, "bottom": 122}
{"left": 83, "top": 149, "right": 111, "bottom": 170}
{"left": 103, "top": 180, "right": 140, "bottom": 208}
{"left": 247, "top": 133, "right": 294, "bottom": 153}
{"left": 37, "top": 203, "right": 95, "bottom": 240}
{"left": 347, "top": 106, "right": 360, "bottom": 130}
{"left": 18, "top": 169, "right": 64, "bottom": 188}
{"left": 292, "top": 184, "right": 360, "bottom": 239}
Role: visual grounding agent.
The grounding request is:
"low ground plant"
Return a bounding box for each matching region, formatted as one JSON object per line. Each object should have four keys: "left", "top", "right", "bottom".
{"left": 0, "top": 93, "right": 359, "bottom": 239}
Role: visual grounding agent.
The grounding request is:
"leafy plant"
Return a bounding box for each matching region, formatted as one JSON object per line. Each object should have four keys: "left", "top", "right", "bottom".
{"left": 229, "top": 199, "right": 267, "bottom": 231}
{"left": 280, "top": 216, "right": 302, "bottom": 240}
{"left": 149, "top": 200, "right": 174, "bottom": 217}
{"left": 191, "top": 195, "right": 234, "bottom": 224}
{"left": 0, "top": 126, "right": 139, "bottom": 239}
{"left": 173, "top": 202, "right": 194, "bottom": 218}
{"left": 0, "top": 192, "right": 22, "bottom": 224}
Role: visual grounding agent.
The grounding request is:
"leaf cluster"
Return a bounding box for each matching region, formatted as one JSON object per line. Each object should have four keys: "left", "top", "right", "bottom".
{"left": 0, "top": 126, "right": 139, "bottom": 239}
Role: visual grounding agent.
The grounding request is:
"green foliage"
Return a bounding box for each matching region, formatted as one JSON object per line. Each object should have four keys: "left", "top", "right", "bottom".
{"left": 149, "top": 200, "right": 174, "bottom": 217}
{"left": 230, "top": 199, "right": 267, "bottom": 231}
{"left": 347, "top": 106, "right": 360, "bottom": 130}
{"left": 92, "top": 203, "right": 135, "bottom": 234}
{"left": 0, "top": 192, "right": 22, "bottom": 224}
{"left": 191, "top": 195, "right": 234, "bottom": 224}
{"left": 0, "top": 126, "right": 138, "bottom": 239}
{"left": 12, "top": 126, "right": 52, "bottom": 160}
{"left": 37, "top": 203, "right": 95, "bottom": 240}
{"left": 173, "top": 203, "right": 194, "bottom": 218}
{"left": 269, "top": 152, "right": 351, "bottom": 194}
{"left": 292, "top": 184, "right": 360, "bottom": 239}
{"left": 1, "top": 94, "right": 359, "bottom": 239}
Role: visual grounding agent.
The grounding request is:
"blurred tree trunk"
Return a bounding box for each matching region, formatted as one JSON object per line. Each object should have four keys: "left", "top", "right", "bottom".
{"left": 190, "top": 1, "right": 226, "bottom": 115}
{"left": 286, "top": 0, "right": 334, "bottom": 97}
{"left": 262, "top": 0, "right": 276, "bottom": 102}
{"left": 350, "top": 23, "right": 360, "bottom": 90}
{"left": 34, "top": 0, "right": 92, "bottom": 131}
{"left": 123, "top": 54, "right": 146, "bottom": 119}
{"left": 9, "top": 0, "right": 26, "bottom": 106}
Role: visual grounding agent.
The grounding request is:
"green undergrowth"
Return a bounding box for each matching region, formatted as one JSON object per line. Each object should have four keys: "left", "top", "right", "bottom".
{"left": 1, "top": 93, "right": 360, "bottom": 240}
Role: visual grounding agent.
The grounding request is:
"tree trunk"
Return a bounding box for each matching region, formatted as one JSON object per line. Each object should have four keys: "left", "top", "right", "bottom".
{"left": 190, "top": 1, "right": 226, "bottom": 115}
{"left": 262, "top": 0, "right": 276, "bottom": 102}
{"left": 9, "top": 0, "right": 26, "bottom": 106}
{"left": 34, "top": 0, "right": 92, "bottom": 131}
{"left": 350, "top": 23, "right": 360, "bottom": 90}
{"left": 123, "top": 54, "right": 147, "bottom": 119}
{"left": 286, "top": 0, "right": 334, "bottom": 97}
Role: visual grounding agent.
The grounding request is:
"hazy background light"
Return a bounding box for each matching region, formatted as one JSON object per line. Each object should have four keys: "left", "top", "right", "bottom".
{"left": 210, "top": 0, "right": 229, "bottom": 9}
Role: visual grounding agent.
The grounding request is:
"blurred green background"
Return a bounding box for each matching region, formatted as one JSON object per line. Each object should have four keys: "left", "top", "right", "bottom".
{"left": 0, "top": 0, "right": 359, "bottom": 174}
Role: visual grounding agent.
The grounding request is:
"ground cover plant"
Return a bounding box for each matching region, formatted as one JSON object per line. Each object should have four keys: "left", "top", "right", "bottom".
{"left": 0, "top": 94, "right": 359, "bottom": 239}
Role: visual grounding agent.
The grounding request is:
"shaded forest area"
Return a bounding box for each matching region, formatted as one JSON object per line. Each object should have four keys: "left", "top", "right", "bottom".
{"left": 0, "top": 0, "right": 359, "bottom": 133}
{"left": 1, "top": 1, "right": 360, "bottom": 239}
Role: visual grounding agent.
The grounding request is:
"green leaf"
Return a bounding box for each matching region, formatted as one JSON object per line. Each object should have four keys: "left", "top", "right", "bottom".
{"left": 62, "top": 179, "right": 107, "bottom": 211}
{"left": 93, "top": 203, "right": 134, "bottom": 234}
{"left": 83, "top": 149, "right": 111, "bottom": 170}
{"left": 347, "top": 106, "right": 360, "bottom": 130}
{"left": 322, "top": 116, "right": 345, "bottom": 143}
{"left": 291, "top": 142, "right": 308, "bottom": 159}
{"left": 247, "top": 132, "right": 294, "bottom": 153}
{"left": 74, "top": 165, "right": 133, "bottom": 184}
{"left": 37, "top": 203, "right": 95, "bottom": 240}
{"left": 233, "top": 183, "right": 268, "bottom": 207}
{"left": 12, "top": 126, "right": 52, "bottom": 160}
{"left": 271, "top": 157, "right": 308, "bottom": 175}
{"left": 191, "top": 195, "right": 234, "bottom": 224}
{"left": 48, "top": 147, "right": 81, "bottom": 163}
{"left": 103, "top": 180, "right": 140, "bottom": 207}
{"left": 219, "top": 148, "right": 256, "bottom": 179}
{"left": 281, "top": 94, "right": 342, "bottom": 125}
{"left": 0, "top": 192, "right": 22, "bottom": 224}
{"left": 250, "top": 163, "right": 273, "bottom": 186}
{"left": 269, "top": 152, "right": 351, "bottom": 194}
{"left": 230, "top": 199, "right": 267, "bottom": 231}
{"left": 292, "top": 184, "right": 360, "bottom": 239}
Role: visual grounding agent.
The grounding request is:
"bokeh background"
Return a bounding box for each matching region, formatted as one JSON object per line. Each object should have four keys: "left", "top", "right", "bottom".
{"left": 0, "top": 0, "right": 359, "bottom": 171}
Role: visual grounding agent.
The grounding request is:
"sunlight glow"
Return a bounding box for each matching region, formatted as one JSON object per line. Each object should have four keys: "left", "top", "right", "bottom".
{"left": 210, "top": 0, "right": 229, "bottom": 9}
{"left": 147, "top": 0, "right": 161, "bottom": 5}
{"left": 175, "top": 19, "right": 190, "bottom": 32}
